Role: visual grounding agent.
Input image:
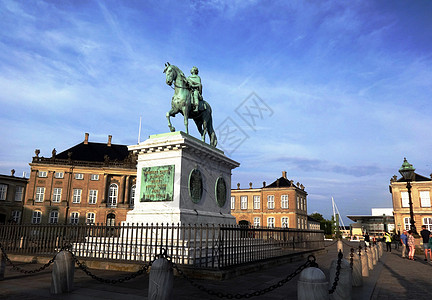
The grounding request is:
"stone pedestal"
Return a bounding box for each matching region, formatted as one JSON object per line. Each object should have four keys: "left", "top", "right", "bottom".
{"left": 127, "top": 132, "right": 239, "bottom": 225}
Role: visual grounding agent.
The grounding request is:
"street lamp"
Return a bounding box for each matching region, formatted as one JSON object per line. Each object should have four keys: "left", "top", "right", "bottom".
{"left": 398, "top": 157, "right": 418, "bottom": 235}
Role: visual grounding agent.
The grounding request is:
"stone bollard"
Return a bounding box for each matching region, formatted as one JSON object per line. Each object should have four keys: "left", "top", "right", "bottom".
{"left": 298, "top": 267, "right": 329, "bottom": 300}
{"left": 371, "top": 246, "right": 377, "bottom": 266}
{"left": 378, "top": 243, "right": 383, "bottom": 257}
{"left": 148, "top": 257, "right": 173, "bottom": 300}
{"left": 366, "top": 248, "right": 373, "bottom": 270}
{"left": 329, "top": 257, "right": 352, "bottom": 300}
{"left": 373, "top": 245, "right": 379, "bottom": 262}
{"left": 360, "top": 249, "right": 369, "bottom": 277}
{"left": 351, "top": 252, "right": 362, "bottom": 287}
{"left": 50, "top": 250, "right": 74, "bottom": 294}
{"left": 337, "top": 240, "right": 343, "bottom": 253}
{"left": 0, "top": 248, "right": 6, "bottom": 281}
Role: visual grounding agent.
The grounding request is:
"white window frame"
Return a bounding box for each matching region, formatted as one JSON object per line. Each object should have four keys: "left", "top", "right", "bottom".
{"left": 49, "top": 211, "right": 59, "bottom": 224}
{"left": 230, "top": 196, "right": 235, "bottom": 209}
{"left": 420, "top": 191, "right": 431, "bottom": 208}
{"left": 297, "top": 217, "right": 300, "bottom": 229}
{"left": 253, "top": 217, "right": 260, "bottom": 227}
{"left": 281, "top": 195, "right": 289, "bottom": 209}
{"left": 297, "top": 196, "right": 300, "bottom": 209}
{"left": 73, "top": 189, "right": 82, "bottom": 203}
{"left": 0, "top": 184, "right": 7, "bottom": 200}
{"left": 423, "top": 217, "right": 432, "bottom": 231}
{"left": 281, "top": 217, "right": 289, "bottom": 228}
{"left": 108, "top": 184, "right": 118, "bottom": 207}
{"left": 130, "top": 185, "right": 136, "bottom": 207}
{"left": 74, "top": 173, "right": 84, "bottom": 180}
{"left": 240, "top": 196, "right": 248, "bottom": 210}
{"left": 32, "top": 211, "right": 42, "bottom": 224}
{"left": 401, "top": 192, "right": 409, "bottom": 208}
{"left": 90, "top": 174, "right": 100, "bottom": 181}
{"left": 52, "top": 188, "right": 62, "bottom": 203}
{"left": 54, "top": 172, "right": 64, "bottom": 178}
{"left": 14, "top": 186, "right": 24, "bottom": 201}
{"left": 267, "top": 195, "right": 275, "bottom": 209}
{"left": 38, "top": 171, "right": 47, "bottom": 178}
{"left": 70, "top": 212, "right": 79, "bottom": 224}
{"left": 253, "top": 195, "right": 260, "bottom": 209}
{"left": 11, "top": 210, "right": 21, "bottom": 223}
{"left": 88, "top": 190, "right": 98, "bottom": 204}
{"left": 404, "top": 217, "right": 411, "bottom": 230}
{"left": 35, "top": 187, "right": 45, "bottom": 202}
{"left": 267, "top": 217, "right": 275, "bottom": 228}
{"left": 86, "top": 212, "right": 95, "bottom": 224}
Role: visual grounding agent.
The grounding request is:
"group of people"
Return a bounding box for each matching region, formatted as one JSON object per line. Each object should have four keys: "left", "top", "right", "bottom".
{"left": 400, "top": 225, "right": 432, "bottom": 261}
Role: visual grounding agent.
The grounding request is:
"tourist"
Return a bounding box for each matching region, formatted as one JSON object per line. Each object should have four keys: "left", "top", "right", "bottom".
{"left": 384, "top": 231, "right": 392, "bottom": 252}
{"left": 407, "top": 230, "right": 415, "bottom": 260}
{"left": 393, "top": 232, "right": 400, "bottom": 250}
{"left": 364, "top": 232, "right": 370, "bottom": 247}
{"left": 428, "top": 232, "right": 432, "bottom": 263}
{"left": 420, "top": 225, "right": 431, "bottom": 261}
{"left": 400, "top": 230, "right": 408, "bottom": 258}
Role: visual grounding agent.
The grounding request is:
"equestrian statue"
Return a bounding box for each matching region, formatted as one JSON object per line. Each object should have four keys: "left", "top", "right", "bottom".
{"left": 163, "top": 62, "right": 218, "bottom": 147}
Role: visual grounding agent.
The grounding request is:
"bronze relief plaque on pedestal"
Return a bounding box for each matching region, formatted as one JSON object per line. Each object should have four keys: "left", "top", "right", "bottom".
{"left": 215, "top": 176, "right": 227, "bottom": 207}
{"left": 189, "top": 169, "right": 203, "bottom": 203}
{"left": 140, "top": 165, "right": 175, "bottom": 202}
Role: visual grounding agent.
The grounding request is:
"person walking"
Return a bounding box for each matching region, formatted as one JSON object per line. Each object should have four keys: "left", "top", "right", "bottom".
{"left": 407, "top": 230, "right": 416, "bottom": 260}
{"left": 420, "top": 225, "right": 431, "bottom": 261}
{"left": 384, "top": 231, "right": 392, "bottom": 252}
{"left": 427, "top": 232, "right": 432, "bottom": 263}
{"left": 400, "top": 230, "right": 408, "bottom": 258}
{"left": 364, "top": 232, "right": 370, "bottom": 247}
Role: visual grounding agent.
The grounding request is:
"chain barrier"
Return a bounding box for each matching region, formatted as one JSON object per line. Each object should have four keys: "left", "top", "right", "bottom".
{"left": 67, "top": 249, "right": 152, "bottom": 284}
{"left": 349, "top": 248, "right": 354, "bottom": 269}
{"left": 0, "top": 242, "right": 69, "bottom": 274}
{"left": 168, "top": 251, "right": 316, "bottom": 299}
{"left": 328, "top": 250, "right": 343, "bottom": 294}
{"left": 324, "top": 240, "right": 338, "bottom": 248}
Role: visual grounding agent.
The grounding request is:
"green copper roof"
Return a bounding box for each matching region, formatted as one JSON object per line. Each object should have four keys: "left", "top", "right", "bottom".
{"left": 399, "top": 157, "right": 415, "bottom": 172}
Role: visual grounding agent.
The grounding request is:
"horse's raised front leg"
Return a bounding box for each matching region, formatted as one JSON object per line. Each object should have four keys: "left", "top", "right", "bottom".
{"left": 183, "top": 106, "right": 189, "bottom": 135}
{"left": 166, "top": 108, "right": 177, "bottom": 132}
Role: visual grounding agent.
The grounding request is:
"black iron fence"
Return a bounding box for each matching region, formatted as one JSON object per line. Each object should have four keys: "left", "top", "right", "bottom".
{"left": 0, "top": 223, "right": 323, "bottom": 269}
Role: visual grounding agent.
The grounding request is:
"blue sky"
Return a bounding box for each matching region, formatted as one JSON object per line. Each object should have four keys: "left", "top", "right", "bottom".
{"left": 1, "top": 0, "right": 432, "bottom": 223}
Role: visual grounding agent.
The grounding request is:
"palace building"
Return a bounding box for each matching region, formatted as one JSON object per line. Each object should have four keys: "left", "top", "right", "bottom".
{"left": 389, "top": 162, "right": 432, "bottom": 232}
{"left": 230, "top": 171, "right": 308, "bottom": 229}
{"left": 23, "top": 133, "right": 137, "bottom": 225}
{"left": 0, "top": 170, "right": 28, "bottom": 224}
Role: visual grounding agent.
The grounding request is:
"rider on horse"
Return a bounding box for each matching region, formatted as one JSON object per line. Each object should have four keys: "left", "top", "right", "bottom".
{"left": 187, "top": 66, "right": 203, "bottom": 113}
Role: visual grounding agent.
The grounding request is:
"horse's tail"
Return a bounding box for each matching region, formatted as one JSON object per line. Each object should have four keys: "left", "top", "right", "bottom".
{"left": 204, "top": 102, "right": 218, "bottom": 147}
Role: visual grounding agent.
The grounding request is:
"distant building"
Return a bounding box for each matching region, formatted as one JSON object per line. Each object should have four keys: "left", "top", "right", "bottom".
{"left": 230, "top": 171, "right": 309, "bottom": 229}
{"left": 347, "top": 208, "right": 395, "bottom": 236}
{"left": 389, "top": 167, "right": 432, "bottom": 232}
{"left": 307, "top": 215, "right": 320, "bottom": 230}
{"left": 0, "top": 170, "right": 28, "bottom": 224}
{"left": 23, "top": 133, "right": 137, "bottom": 225}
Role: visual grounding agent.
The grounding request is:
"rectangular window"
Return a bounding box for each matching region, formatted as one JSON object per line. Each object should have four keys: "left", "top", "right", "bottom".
{"left": 32, "top": 211, "right": 42, "bottom": 224}
{"left": 267, "top": 217, "right": 275, "bottom": 228}
{"left": 11, "top": 210, "right": 21, "bottom": 223}
{"left": 423, "top": 218, "right": 432, "bottom": 231}
{"left": 38, "top": 171, "right": 47, "bottom": 177}
{"left": 86, "top": 212, "right": 95, "bottom": 224}
{"left": 297, "top": 196, "right": 300, "bottom": 209}
{"left": 254, "top": 217, "right": 260, "bottom": 227}
{"left": 54, "top": 172, "right": 64, "bottom": 178}
{"left": 70, "top": 212, "right": 79, "bottom": 224}
{"left": 420, "top": 191, "right": 431, "bottom": 208}
{"left": 404, "top": 217, "right": 411, "bottom": 230}
{"left": 74, "top": 173, "right": 84, "bottom": 180}
{"left": 0, "top": 184, "right": 7, "bottom": 200}
{"left": 401, "top": 192, "right": 409, "bottom": 207}
{"left": 130, "top": 185, "right": 136, "bottom": 207}
{"left": 240, "top": 196, "right": 248, "bottom": 209}
{"left": 73, "top": 189, "right": 82, "bottom": 203}
{"left": 49, "top": 211, "right": 59, "bottom": 224}
{"left": 297, "top": 217, "right": 300, "bottom": 229}
{"left": 52, "top": 188, "right": 62, "bottom": 202}
{"left": 281, "top": 195, "right": 289, "bottom": 209}
{"left": 89, "top": 190, "right": 98, "bottom": 204}
{"left": 267, "top": 195, "right": 275, "bottom": 209}
{"left": 253, "top": 195, "right": 260, "bottom": 209}
{"left": 281, "top": 217, "right": 289, "bottom": 228}
{"left": 35, "top": 187, "right": 45, "bottom": 202}
{"left": 14, "top": 186, "right": 24, "bottom": 201}
{"left": 230, "top": 196, "right": 235, "bottom": 209}
{"left": 90, "top": 174, "right": 99, "bottom": 181}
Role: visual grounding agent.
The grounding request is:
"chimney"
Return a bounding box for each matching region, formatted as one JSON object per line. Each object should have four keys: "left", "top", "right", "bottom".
{"left": 249, "top": 182, "right": 253, "bottom": 189}
{"left": 263, "top": 181, "right": 266, "bottom": 187}
{"left": 276, "top": 179, "right": 280, "bottom": 187}
{"left": 108, "top": 135, "right": 112, "bottom": 147}
{"left": 84, "top": 133, "right": 89, "bottom": 145}
{"left": 11, "top": 169, "right": 15, "bottom": 176}
{"left": 282, "top": 171, "right": 287, "bottom": 179}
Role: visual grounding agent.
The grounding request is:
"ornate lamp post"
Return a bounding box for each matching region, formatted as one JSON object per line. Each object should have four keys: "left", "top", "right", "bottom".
{"left": 398, "top": 158, "right": 418, "bottom": 235}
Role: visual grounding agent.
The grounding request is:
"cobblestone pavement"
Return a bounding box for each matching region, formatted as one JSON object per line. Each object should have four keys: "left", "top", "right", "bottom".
{"left": 1, "top": 241, "right": 430, "bottom": 299}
